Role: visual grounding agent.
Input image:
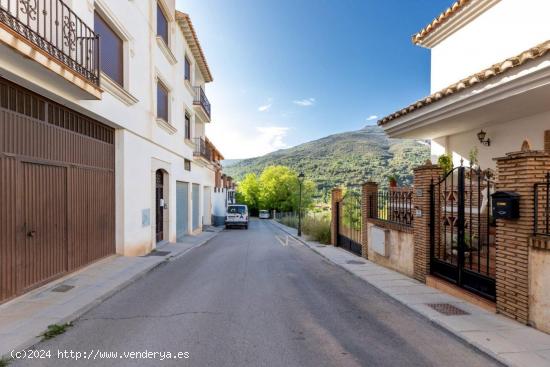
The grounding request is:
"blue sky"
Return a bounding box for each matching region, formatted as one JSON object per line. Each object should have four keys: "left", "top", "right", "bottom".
{"left": 177, "top": 0, "right": 453, "bottom": 159}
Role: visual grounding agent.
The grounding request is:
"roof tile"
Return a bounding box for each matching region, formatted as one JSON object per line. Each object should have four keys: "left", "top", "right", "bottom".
{"left": 378, "top": 40, "right": 550, "bottom": 126}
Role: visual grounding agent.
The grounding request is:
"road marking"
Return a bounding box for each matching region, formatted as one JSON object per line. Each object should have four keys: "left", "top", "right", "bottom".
{"left": 275, "top": 235, "right": 288, "bottom": 247}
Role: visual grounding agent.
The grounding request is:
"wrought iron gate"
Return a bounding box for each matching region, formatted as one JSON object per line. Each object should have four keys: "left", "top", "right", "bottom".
{"left": 430, "top": 165, "right": 496, "bottom": 301}
{"left": 337, "top": 191, "right": 362, "bottom": 256}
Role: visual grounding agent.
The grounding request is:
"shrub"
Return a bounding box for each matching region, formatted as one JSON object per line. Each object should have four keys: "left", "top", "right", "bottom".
{"left": 302, "top": 215, "right": 331, "bottom": 244}
{"left": 278, "top": 215, "right": 299, "bottom": 229}
{"left": 276, "top": 213, "right": 331, "bottom": 244}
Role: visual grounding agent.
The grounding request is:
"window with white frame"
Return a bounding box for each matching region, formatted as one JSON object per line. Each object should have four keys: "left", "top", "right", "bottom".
{"left": 157, "top": 3, "right": 169, "bottom": 46}
{"left": 157, "top": 80, "right": 169, "bottom": 122}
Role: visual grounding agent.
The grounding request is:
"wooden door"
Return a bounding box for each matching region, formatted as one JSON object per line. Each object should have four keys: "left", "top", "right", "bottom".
{"left": 19, "top": 162, "right": 68, "bottom": 292}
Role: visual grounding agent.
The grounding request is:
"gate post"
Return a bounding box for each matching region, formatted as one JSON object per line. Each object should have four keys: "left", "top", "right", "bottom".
{"left": 412, "top": 161, "right": 442, "bottom": 283}
{"left": 331, "top": 188, "right": 343, "bottom": 246}
{"left": 361, "top": 182, "right": 378, "bottom": 259}
{"left": 495, "top": 148, "right": 550, "bottom": 324}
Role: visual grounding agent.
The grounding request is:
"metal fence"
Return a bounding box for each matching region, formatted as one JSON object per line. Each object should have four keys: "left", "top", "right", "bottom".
{"left": 370, "top": 188, "right": 413, "bottom": 226}
{"left": 0, "top": 0, "right": 100, "bottom": 85}
{"left": 534, "top": 172, "right": 550, "bottom": 236}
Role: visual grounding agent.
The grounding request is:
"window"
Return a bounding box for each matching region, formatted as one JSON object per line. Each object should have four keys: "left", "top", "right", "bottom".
{"left": 157, "top": 3, "right": 169, "bottom": 45}
{"left": 184, "top": 56, "right": 191, "bottom": 81}
{"left": 94, "top": 12, "right": 124, "bottom": 86}
{"left": 157, "top": 81, "right": 169, "bottom": 121}
{"left": 185, "top": 112, "right": 191, "bottom": 140}
{"left": 184, "top": 159, "right": 191, "bottom": 171}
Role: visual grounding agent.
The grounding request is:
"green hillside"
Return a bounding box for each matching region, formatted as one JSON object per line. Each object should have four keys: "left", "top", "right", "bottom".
{"left": 223, "top": 126, "right": 429, "bottom": 195}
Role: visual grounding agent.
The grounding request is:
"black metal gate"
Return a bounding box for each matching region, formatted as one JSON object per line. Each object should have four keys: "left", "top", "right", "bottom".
{"left": 337, "top": 191, "right": 362, "bottom": 256}
{"left": 430, "top": 165, "right": 496, "bottom": 301}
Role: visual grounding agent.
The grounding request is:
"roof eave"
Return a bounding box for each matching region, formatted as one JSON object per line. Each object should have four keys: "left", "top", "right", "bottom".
{"left": 379, "top": 40, "right": 550, "bottom": 126}
{"left": 175, "top": 11, "right": 213, "bottom": 83}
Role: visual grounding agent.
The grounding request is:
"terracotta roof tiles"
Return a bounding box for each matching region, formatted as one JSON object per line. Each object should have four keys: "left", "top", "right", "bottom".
{"left": 378, "top": 40, "right": 550, "bottom": 126}
{"left": 176, "top": 11, "right": 213, "bottom": 83}
{"left": 412, "top": 0, "right": 471, "bottom": 45}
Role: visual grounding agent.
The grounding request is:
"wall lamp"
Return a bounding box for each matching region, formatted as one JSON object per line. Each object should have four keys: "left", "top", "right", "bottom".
{"left": 477, "top": 130, "right": 491, "bottom": 146}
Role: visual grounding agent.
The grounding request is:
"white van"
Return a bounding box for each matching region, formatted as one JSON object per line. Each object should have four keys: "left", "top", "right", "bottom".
{"left": 226, "top": 204, "right": 249, "bottom": 229}
{"left": 259, "top": 210, "right": 270, "bottom": 219}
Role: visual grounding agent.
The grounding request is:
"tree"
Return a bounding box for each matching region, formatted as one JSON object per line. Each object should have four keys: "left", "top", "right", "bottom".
{"left": 235, "top": 165, "right": 317, "bottom": 214}
{"left": 236, "top": 173, "right": 260, "bottom": 213}
{"left": 257, "top": 166, "right": 315, "bottom": 212}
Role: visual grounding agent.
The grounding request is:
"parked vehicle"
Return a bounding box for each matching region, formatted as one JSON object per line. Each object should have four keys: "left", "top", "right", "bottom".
{"left": 226, "top": 205, "right": 249, "bottom": 229}
{"left": 259, "top": 210, "right": 270, "bottom": 219}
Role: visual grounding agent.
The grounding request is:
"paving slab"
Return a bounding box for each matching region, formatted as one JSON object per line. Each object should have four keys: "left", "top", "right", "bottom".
{"left": 0, "top": 228, "right": 221, "bottom": 358}
{"left": 270, "top": 219, "right": 550, "bottom": 367}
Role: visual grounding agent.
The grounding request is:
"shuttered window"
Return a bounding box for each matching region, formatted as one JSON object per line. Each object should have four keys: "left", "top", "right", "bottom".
{"left": 94, "top": 13, "right": 124, "bottom": 86}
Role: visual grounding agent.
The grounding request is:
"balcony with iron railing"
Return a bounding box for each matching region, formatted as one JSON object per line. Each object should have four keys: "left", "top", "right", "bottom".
{"left": 0, "top": 0, "right": 100, "bottom": 91}
{"left": 193, "top": 86, "right": 211, "bottom": 122}
{"left": 193, "top": 137, "right": 212, "bottom": 162}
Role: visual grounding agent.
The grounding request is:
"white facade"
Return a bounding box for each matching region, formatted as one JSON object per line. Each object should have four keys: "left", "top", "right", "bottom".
{"left": 380, "top": 0, "right": 550, "bottom": 170}
{"left": 430, "top": 0, "right": 550, "bottom": 92}
{"left": 0, "top": 0, "right": 220, "bottom": 256}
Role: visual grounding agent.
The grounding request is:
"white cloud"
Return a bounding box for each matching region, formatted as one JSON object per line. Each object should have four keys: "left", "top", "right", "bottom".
{"left": 293, "top": 98, "right": 316, "bottom": 107}
{"left": 258, "top": 103, "right": 272, "bottom": 112}
{"left": 206, "top": 124, "right": 289, "bottom": 159}
{"left": 255, "top": 126, "right": 289, "bottom": 151}
{"left": 366, "top": 115, "right": 378, "bottom": 121}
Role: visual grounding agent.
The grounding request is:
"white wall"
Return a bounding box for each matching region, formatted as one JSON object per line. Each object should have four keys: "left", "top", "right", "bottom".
{"left": 0, "top": 0, "right": 218, "bottom": 255}
{"left": 430, "top": 110, "right": 550, "bottom": 170}
{"left": 431, "top": 0, "right": 550, "bottom": 92}
{"left": 118, "top": 129, "right": 215, "bottom": 255}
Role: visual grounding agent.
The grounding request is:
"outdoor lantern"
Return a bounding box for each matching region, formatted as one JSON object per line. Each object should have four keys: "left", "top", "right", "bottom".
{"left": 477, "top": 130, "right": 491, "bottom": 146}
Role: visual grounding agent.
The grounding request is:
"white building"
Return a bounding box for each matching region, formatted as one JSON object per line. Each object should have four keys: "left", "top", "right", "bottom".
{"left": 0, "top": 0, "right": 223, "bottom": 302}
{"left": 379, "top": 0, "right": 550, "bottom": 169}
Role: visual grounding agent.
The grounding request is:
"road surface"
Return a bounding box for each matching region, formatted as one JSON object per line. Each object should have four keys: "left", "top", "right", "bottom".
{"left": 14, "top": 219, "right": 500, "bottom": 366}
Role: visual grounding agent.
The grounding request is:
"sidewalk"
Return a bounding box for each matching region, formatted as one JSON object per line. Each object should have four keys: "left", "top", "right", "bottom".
{"left": 270, "top": 220, "right": 550, "bottom": 367}
{"left": 0, "top": 228, "right": 222, "bottom": 358}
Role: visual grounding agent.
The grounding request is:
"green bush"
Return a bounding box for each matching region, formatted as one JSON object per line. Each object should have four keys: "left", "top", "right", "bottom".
{"left": 278, "top": 215, "right": 299, "bottom": 229}
{"left": 277, "top": 213, "right": 331, "bottom": 244}
{"left": 302, "top": 216, "right": 331, "bottom": 244}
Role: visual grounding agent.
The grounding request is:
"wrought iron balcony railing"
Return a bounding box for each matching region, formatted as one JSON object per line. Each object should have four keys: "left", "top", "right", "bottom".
{"left": 193, "top": 86, "right": 211, "bottom": 119}
{"left": 0, "top": 0, "right": 100, "bottom": 86}
{"left": 193, "top": 137, "right": 212, "bottom": 161}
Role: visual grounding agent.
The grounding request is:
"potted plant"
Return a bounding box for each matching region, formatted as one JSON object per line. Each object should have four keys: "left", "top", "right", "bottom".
{"left": 437, "top": 154, "right": 453, "bottom": 175}
{"left": 388, "top": 175, "right": 398, "bottom": 188}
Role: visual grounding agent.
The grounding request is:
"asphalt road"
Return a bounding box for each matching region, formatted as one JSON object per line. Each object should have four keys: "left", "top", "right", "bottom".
{"left": 14, "top": 219, "right": 501, "bottom": 367}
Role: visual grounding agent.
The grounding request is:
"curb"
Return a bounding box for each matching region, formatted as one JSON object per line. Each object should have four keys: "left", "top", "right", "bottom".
{"left": 1, "top": 231, "right": 220, "bottom": 359}
{"left": 269, "top": 220, "right": 508, "bottom": 367}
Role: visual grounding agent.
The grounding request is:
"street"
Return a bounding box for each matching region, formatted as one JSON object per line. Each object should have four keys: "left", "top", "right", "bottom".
{"left": 14, "top": 219, "right": 500, "bottom": 367}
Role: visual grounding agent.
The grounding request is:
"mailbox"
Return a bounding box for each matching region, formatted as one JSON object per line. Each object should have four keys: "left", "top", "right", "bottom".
{"left": 491, "top": 191, "right": 520, "bottom": 219}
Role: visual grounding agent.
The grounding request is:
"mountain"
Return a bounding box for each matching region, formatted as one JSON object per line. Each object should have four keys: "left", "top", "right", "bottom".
{"left": 220, "top": 159, "right": 242, "bottom": 168}
{"left": 222, "top": 126, "right": 430, "bottom": 195}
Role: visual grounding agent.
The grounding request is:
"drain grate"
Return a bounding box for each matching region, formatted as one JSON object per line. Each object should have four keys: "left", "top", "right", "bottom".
{"left": 146, "top": 251, "right": 171, "bottom": 257}
{"left": 426, "top": 303, "right": 469, "bottom": 316}
{"left": 317, "top": 245, "right": 326, "bottom": 248}
{"left": 346, "top": 260, "right": 366, "bottom": 265}
{"left": 51, "top": 285, "right": 75, "bottom": 293}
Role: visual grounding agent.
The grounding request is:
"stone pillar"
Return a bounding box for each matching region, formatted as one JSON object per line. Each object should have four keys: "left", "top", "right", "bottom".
{"left": 331, "top": 188, "right": 343, "bottom": 246}
{"left": 494, "top": 149, "right": 550, "bottom": 323}
{"left": 412, "top": 162, "right": 442, "bottom": 283}
{"left": 361, "top": 182, "right": 378, "bottom": 259}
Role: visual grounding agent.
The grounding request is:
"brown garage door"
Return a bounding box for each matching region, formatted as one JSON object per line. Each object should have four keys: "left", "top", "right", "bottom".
{"left": 0, "top": 78, "right": 115, "bottom": 303}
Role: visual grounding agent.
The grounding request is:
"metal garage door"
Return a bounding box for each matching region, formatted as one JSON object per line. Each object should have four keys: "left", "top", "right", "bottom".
{"left": 192, "top": 184, "right": 200, "bottom": 231}
{"left": 0, "top": 78, "right": 115, "bottom": 303}
{"left": 176, "top": 182, "right": 189, "bottom": 241}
